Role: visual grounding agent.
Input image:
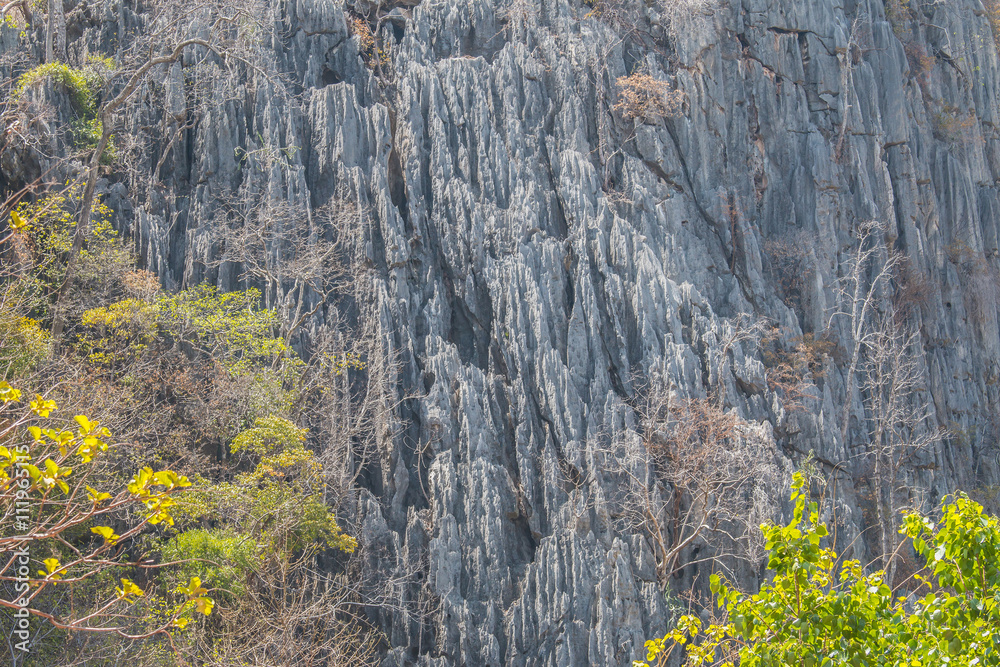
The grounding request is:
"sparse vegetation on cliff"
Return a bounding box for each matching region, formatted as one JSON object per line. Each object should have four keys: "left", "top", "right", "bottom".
{"left": 615, "top": 72, "right": 684, "bottom": 121}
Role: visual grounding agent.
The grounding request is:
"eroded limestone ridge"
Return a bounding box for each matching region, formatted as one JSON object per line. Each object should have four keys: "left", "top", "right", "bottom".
{"left": 3, "top": 0, "right": 999, "bottom": 665}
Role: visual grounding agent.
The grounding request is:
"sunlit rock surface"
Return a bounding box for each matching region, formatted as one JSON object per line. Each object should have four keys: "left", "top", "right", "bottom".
{"left": 4, "top": 1, "right": 1000, "bottom": 664}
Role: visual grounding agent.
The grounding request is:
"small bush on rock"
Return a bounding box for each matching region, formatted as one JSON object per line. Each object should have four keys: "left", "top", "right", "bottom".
{"left": 615, "top": 73, "right": 684, "bottom": 121}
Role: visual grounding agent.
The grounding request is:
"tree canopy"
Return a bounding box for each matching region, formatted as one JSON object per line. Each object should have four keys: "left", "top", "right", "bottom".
{"left": 637, "top": 473, "right": 1000, "bottom": 667}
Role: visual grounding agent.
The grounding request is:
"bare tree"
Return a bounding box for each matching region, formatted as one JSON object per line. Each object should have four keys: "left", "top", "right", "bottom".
{"left": 604, "top": 315, "right": 779, "bottom": 583}
{"left": 584, "top": 0, "right": 716, "bottom": 41}
{"left": 835, "top": 219, "right": 901, "bottom": 444}
{"left": 835, "top": 220, "right": 941, "bottom": 583}
{"left": 204, "top": 183, "right": 401, "bottom": 535}
{"left": 835, "top": 15, "right": 870, "bottom": 161}
{"left": 205, "top": 197, "right": 361, "bottom": 352}
{"left": 859, "top": 309, "right": 940, "bottom": 585}
{"left": 606, "top": 367, "right": 781, "bottom": 584}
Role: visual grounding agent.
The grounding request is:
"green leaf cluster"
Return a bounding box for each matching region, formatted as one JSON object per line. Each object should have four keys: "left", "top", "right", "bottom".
{"left": 156, "top": 284, "right": 287, "bottom": 373}
{"left": 8, "top": 190, "right": 77, "bottom": 303}
{"left": 78, "top": 297, "right": 159, "bottom": 366}
{"left": 638, "top": 472, "right": 1000, "bottom": 667}
{"left": 1, "top": 181, "right": 369, "bottom": 660}
{"left": 160, "top": 528, "right": 259, "bottom": 600}
{"left": 0, "top": 382, "right": 210, "bottom": 634}
{"left": 71, "top": 117, "right": 118, "bottom": 164}
{"left": 15, "top": 62, "right": 99, "bottom": 114}
{"left": 14, "top": 59, "right": 118, "bottom": 160}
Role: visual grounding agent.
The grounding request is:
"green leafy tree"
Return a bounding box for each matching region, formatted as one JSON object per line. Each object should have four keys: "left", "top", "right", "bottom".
{"left": 177, "top": 415, "right": 357, "bottom": 556}
{"left": 2, "top": 186, "right": 136, "bottom": 331}
{"left": 637, "top": 472, "right": 1000, "bottom": 667}
{"left": 156, "top": 285, "right": 288, "bottom": 374}
{"left": 78, "top": 285, "right": 289, "bottom": 375}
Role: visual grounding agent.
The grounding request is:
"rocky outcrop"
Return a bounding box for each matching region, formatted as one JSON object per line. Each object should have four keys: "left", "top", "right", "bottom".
{"left": 5, "top": 0, "right": 1000, "bottom": 664}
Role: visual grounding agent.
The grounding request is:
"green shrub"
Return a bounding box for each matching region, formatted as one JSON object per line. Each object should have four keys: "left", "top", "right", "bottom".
{"left": 636, "top": 473, "right": 1000, "bottom": 666}
{"left": 15, "top": 62, "right": 96, "bottom": 113}
{"left": 175, "top": 416, "right": 357, "bottom": 556}
{"left": 161, "top": 528, "right": 259, "bottom": 600}
{"left": 15, "top": 60, "right": 118, "bottom": 162}
{"left": 71, "top": 117, "right": 117, "bottom": 164}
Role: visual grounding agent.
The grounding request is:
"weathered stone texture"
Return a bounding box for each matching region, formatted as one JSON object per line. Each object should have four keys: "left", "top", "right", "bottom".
{"left": 5, "top": 0, "right": 1000, "bottom": 664}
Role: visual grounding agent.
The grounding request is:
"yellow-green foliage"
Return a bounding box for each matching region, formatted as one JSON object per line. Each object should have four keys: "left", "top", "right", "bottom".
{"left": 79, "top": 298, "right": 158, "bottom": 366}
{"left": 85, "top": 54, "right": 116, "bottom": 76}
{"left": 7, "top": 187, "right": 124, "bottom": 316}
{"left": 2, "top": 9, "right": 27, "bottom": 38}
{"left": 244, "top": 480, "right": 356, "bottom": 553}
{"left": 12, "top": 190, "right": 76, "bottom": 295}
{"left": 15, "top": 57, "right": 116, "bottom": 112}
{"left": 177, "top": 477, "right": 357, "bottom": 555}
{"left": 16, "top": 62, "right": 97, "bottom": 113}
{"left": 160, "top": 528, "right": 259, "bottom": 600}
{"left": 230, "top": 417, "right": 324, "bottom": 500}
{"left": 244, "top": 368, "right": 299, "bottom": 420}
{"left": 636, "top": 473, "right": 1000, "bottom": 667}
{"left": 0, "top": 313, "right": 49, "bottom": 377}
{"left": 0, "top": 382, "right": 212, "bottom": 634}
{"left": 14, "top": 59, "right": 118, "bottom": 160}
{"left": 231, "top": 415, "right": 305, "bottom": 454}
{"left": 71, "top": 117, "right": 117, "bottom": 164}
{"left": 75, "top": 217, "right": 133, "bottom": 296}
{"left": 177, "top": 416, "right": 357, "bottom": 555}
{"left": 78, "top": 286, "right": 289, "bottom": 373}
{"left": 325, "top": 350, "right": 367, "bottom": 375}
{"left": 81, "top": 298, "right": 159, "bottom": 332}
{"left": 1, "top": 173, "right": 366, "bottom": 660}
{"left": 158, "top": 285, "right": 287, "bottom": 373}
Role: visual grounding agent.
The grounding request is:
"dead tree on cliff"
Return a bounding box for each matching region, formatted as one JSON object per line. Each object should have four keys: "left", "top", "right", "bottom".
{"left": 859, "top": 309, "right": 939, "bottom": 585}
{"left": 204, "top": 196, "right": 360, "bottom": 351}
{"left": 44, "top": 0, "right": 65, "bottom": 63}
{"left": 607, "top": 316, "right": 780, "bottom": 584}
{"left": 836, "top": 220, "right": 900, "bottom": 446}
{"left": 835, "top": 220, "right": 940, "bottom": 584}
{"left": 606, "top": 384, "right": 780, "bottom": 583}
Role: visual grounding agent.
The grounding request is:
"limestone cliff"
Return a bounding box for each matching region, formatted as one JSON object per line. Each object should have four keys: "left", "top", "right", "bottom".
{"left": 4, "top": 0, "right": 1000, "bottom": 665}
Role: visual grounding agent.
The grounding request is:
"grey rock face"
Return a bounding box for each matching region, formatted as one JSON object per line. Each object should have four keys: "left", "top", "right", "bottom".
{"left": 6, "top": 0, "right": 1000, "bottom": 664}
